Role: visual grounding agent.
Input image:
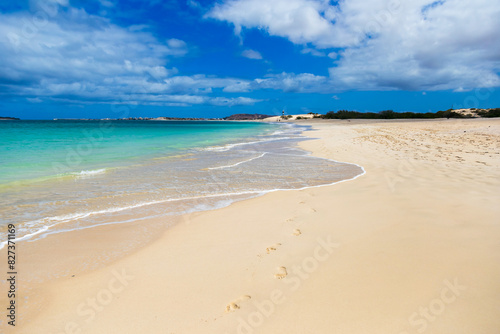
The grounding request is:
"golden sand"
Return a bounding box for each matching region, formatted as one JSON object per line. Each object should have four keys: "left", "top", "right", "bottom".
{"left": 3, "top": 118, "right": 499, "bottom": 334}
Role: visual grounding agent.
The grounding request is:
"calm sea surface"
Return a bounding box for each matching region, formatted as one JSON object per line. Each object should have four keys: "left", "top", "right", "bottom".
{"left": 0, "top": 120, "right": 363, "bottom": 248}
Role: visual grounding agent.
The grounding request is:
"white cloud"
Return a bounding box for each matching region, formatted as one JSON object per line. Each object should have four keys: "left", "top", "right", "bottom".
{"left": 252, "top": 72, "right": 330, "bottom": 93}
{"left": 167, "top": 38, "right": 187, "bottom": 50}
{"left": 6, "top": 0, "right": 497, "bottom": 108}
{"left": 327, "top": 52, "right": 337, "bottom": 59}
{"left": 0, "top": 8, "right": 184, "bottom": 84}
{"left": 0, "top": 5, "right": 262, "bottom": 107}
{"left": 208, "top": 0, "right": 500, "bottom": 91}
{"left": 222, "top": 81, "right": 251, "bottom": 92}
{"left": 301, "top": 48, "right": 326, "bottom": 57}
{"left": 46, "top": 94, "right": 262, "bottom": 107}
{"left": 206, "top": 0, "right": 357, "bottom": 48}
{"left": 241, "top": 49, "right": 263, "bottom": 59}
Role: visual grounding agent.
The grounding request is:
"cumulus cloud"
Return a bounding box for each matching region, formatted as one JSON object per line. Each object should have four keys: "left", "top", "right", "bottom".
{"left": 0, "top": 4, "right": 261, "bottom": 107}
{"left": 166, "top": 38, "right": 188, "bottom": 54}
{"left": 253, "top": 72, "right": 329, "bottom": 92}
{"left": 241, "top": 49, "right": 263, "bottom": 59}
{"left": 207, "top": 0, "right": 500, "bottom": 91}
{"left": 206, "top": 0, "right": 356, "bottom": 47}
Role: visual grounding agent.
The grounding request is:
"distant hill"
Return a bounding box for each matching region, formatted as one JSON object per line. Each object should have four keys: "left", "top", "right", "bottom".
{"left": 224, "top": 113, "right": 272, "bottom": 120}
{"left": 0, "top": 116, "right": 20, "bottom": 120}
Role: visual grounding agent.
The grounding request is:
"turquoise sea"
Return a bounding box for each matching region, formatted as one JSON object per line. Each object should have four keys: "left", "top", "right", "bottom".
{"left": 0, "top": 120, "right": 363, "bottom": 248}
{"left": 0, "top": 120, "right": 277, "bottom": 185}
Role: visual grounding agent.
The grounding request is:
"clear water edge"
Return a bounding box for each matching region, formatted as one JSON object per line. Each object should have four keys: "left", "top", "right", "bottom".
{"left": 0, "top": 121, "right": 365, "bottom": 250}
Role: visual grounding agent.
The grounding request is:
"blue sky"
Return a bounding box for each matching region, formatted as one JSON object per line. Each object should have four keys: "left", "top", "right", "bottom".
{"left": 0, "top": 0, "right": 499, "bottom": 119}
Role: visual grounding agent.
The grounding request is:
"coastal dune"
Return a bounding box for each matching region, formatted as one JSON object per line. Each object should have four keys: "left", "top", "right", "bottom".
{"left": 7, "top": 118, "right": 500, "bottom": 333}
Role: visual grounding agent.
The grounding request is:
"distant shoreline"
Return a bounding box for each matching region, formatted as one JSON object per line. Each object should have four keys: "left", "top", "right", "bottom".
{"left": 5, "top": 107, "right": 500, "bottom": 122}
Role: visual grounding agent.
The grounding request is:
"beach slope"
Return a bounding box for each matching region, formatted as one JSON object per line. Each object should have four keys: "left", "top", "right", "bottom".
{"left": 9, "top": 118, "right": 500, "bottom": 334}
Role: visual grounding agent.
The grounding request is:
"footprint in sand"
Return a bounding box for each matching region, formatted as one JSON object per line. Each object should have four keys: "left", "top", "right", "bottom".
{"left": 225, "top": 295, "right": 251, "bottom": 313}
{"left": 225, "top": 302, "right": 240, "bottom": 313}
{"left": 266, "top": 243, "right": 281, "bottom": 254}
{"left": 274, "top": 266, "right": 288, "bottom": 280}
{"left": 293, "top": 229, "right": 302, "bottom": 236}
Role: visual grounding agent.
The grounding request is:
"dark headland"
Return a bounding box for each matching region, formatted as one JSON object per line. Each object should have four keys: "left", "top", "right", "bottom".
{"left": 223, "top": 113, "right": 271, "bottom": 120}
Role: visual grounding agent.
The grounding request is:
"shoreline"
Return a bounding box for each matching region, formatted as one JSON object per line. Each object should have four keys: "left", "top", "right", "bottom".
{"left": 2, "top": 118, "right": 499, "bottom": 333}
{"left": 0, "top": 122, "right": 358, "bottom": 252}
{"left": 0, "top": 120, "right": 294, "bottom": 248}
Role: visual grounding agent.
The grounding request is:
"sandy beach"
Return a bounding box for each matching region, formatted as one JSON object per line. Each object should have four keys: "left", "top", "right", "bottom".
{"left": 4, "top": 118, "right": 500, "bottom": 334}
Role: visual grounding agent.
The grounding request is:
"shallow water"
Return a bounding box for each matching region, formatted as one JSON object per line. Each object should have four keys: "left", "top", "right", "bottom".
{"left": 0, "top": 120, "right": 363, "bottom": 248}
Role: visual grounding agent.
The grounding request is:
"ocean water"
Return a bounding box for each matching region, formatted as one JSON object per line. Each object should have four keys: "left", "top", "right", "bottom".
{"left": 0, "top": 120, "right": 278, "bottom": 185}
{"left": 0, "top": 120, "right": 364, "bottom": 248}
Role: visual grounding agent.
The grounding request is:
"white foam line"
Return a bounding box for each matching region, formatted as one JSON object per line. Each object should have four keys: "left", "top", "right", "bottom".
{"left": 207, "top": 153, "right": 267, "bottom": 170}
{"left": 0, "top": 161, "right": 365, "bottom": 250}
{"left": 0, "top": 226, "right": 50, "bottom": 250}
{"left": 28, "top": 198, "right": 247, "bottom": 242}
{"left": 0, "top": 190, "right": 266, "bottom": 250}
{"left": 28, "top": 213, "right": 170, "bottom": 242}
{"left": 0, "top": 125, "right": 366, "bottom": 250}
{"left": 72, "top": 168, "right": 107, "bottom": 177}
{"left": 202, "top": 137, "right": 294, "bottom": 152}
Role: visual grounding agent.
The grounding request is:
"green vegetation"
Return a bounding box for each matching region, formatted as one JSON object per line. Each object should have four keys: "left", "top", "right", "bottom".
{"left": 477, "top": 108, "right": 500, "bottom": 118}
{"left": 318, "top": 109, "right": 473, "bottom": 120}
